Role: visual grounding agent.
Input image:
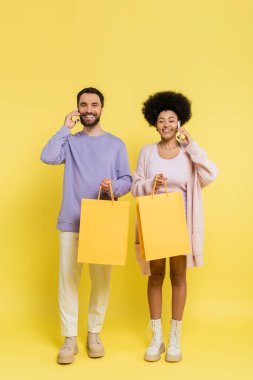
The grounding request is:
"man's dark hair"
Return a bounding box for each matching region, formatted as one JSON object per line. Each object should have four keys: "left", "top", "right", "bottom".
{"left": 142, "top": 91, "right": 192, "bottom": 126}
{"left": 77, "top": 87, "right": 104, "bottom": 107}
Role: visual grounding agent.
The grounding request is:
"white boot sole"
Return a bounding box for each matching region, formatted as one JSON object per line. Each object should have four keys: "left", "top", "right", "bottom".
{"left": 144, "top": 343, "right": 165, "bottom": 362}
{"left": 165, "top": 352, "right": 182, "bottom": 362}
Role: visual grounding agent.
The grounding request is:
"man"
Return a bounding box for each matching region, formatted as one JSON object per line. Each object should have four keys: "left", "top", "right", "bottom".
{"left": 41, "top": 87, "right": 132, "bottom": 364}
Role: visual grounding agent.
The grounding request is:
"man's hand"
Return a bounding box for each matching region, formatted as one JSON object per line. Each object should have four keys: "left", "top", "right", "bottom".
{"left": 64, "top": 110, "right": 80, "bottom": 129}
{"left": 100, "top": 178, "right": 112, "bottom": 192}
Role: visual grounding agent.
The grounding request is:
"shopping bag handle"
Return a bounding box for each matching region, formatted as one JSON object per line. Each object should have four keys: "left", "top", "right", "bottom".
{"left": 97, "top": 181, "right": 115, "bottom": 203}
{"left": 152, "top": 175, "right": 169, "bottom": 198}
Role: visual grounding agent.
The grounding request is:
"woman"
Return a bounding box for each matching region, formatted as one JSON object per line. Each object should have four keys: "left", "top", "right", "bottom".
{"left": 131, "top": 91, "right": 218, "bottom": 363}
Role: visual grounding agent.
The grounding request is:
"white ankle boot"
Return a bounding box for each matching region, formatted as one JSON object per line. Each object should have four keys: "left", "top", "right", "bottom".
{"left": 144, "top": 319, "right": 165, "bottom": 362}
{"left": 166, "top": 319, "right": 182, "bottom": 362}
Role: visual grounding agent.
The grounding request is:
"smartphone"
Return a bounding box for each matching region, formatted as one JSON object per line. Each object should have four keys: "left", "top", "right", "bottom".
{"left": 176, "top": 121, "right": 186, "bottom": 143}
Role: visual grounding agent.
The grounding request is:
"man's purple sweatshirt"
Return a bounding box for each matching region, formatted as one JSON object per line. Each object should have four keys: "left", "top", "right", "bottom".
{"left": 41, "top": 126, "right": 132, "bottom": 232}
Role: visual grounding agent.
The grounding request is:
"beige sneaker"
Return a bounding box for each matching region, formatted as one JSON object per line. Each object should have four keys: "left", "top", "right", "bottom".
{"left": 87, "top": 332, "right": 104, "bottom": 358}
{"left": 57, "top": 337, "right": 78, "bottom": 364}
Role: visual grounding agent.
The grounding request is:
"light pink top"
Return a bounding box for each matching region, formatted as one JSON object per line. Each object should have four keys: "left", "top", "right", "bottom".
{"left": 148, "top": 146, "right": 188, "bottom": 208}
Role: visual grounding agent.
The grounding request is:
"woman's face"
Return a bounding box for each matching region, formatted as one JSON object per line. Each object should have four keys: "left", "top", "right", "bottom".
{"left": 156, "top": 110, "right": 178, "bottom": 140}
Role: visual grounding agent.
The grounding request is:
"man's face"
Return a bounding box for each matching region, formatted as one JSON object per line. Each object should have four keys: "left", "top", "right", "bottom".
{"left": 78, "top": 93, "right": 103, "bottom": 127}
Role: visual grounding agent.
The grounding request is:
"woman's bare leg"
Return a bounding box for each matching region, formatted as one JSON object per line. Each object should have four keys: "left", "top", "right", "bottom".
{"left": 148, "top": 258, "right": 166, "bottom": 319}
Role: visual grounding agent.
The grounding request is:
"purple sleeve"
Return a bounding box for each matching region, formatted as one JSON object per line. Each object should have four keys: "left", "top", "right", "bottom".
{"left": 111, "top": 143, "right": 132, "bottom": 198}
{"left": 40, "top": 126, "right": 70, "bottom": 164}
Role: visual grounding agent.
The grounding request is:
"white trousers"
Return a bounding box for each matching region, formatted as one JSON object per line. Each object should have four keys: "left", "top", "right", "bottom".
{"left": 59, "top": 231, "right": 112, "bottom": 337}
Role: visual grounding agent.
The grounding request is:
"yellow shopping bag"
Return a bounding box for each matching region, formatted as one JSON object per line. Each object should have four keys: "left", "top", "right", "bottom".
{"left": 78, "top": 183, "right": 130, "bottom": 265}
{"left": 136, "top": 176, "right": 190, "bottom": 261}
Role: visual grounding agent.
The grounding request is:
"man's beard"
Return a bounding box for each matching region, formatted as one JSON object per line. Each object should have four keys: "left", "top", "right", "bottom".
{"left": 80, "top": 113, "right": 100, "bottom": 128}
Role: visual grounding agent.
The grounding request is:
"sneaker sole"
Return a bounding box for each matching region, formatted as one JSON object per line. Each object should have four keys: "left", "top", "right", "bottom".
{"left": 144, "top": 343, "right": 165, "bottom": 362}
{"left": 57, "top": 346, "right": 79, "bottom": 364}
{"left": 87, "top": 351, "right": 104, "bottom": 358}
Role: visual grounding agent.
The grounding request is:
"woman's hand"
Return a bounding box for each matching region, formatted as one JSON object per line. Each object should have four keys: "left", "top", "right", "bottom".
{"left": 177, "top": 128, "right": 193, "bottom": 146}
{"left": 154, "top": 174, "right": 167, "bottom": 190}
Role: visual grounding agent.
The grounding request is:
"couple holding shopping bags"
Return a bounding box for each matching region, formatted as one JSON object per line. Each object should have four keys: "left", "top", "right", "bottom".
{"left": 40, "top": 87, "right": 218, "bottom": 365}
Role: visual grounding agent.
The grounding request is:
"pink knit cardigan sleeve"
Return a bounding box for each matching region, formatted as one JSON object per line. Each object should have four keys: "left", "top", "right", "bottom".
{"left": 184, "top": 141, "right": 218, "bottom": 187}
{"left": 131, "top": 144, "right": 155, "bottom": 197}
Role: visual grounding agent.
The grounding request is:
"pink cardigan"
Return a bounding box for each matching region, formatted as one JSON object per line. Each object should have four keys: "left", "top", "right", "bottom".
{"left": 131, "top": 141, "right": 218, "bottom": 275}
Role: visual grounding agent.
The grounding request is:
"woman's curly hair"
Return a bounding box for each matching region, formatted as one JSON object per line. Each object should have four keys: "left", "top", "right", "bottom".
{"left": 142, "top": 91, "right": 192, "bottom": 126}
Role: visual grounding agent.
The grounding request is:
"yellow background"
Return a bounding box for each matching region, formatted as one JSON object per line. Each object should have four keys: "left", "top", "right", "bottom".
{"left": 1, "top": 0, "right": 252, "bottom": 379}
